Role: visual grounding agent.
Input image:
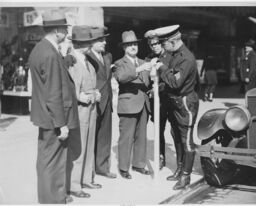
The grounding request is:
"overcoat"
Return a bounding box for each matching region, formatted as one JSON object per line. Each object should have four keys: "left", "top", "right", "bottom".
{"left": 28, "top": 38, "right": 79, "bottom": 204}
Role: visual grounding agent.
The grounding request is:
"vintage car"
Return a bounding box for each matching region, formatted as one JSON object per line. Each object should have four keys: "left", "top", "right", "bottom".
{"left": 197, "top": 88, "right": 256, "bottom": 187}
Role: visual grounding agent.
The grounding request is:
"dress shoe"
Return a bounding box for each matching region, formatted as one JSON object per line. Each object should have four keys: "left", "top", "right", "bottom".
{"left": 68, "top": 190, "right": 91, "bottom": 198}
{"left": 132, "top": 166, "right": 150, "bottom": 175}
{"left": 65, "top": 195, "right": 73, "bottom": 204}
{"left": 167, "top": 163, "right": 183, "bottom": 181}
{"left": 119, "top": 170, "right": 132, "bottom": 179}
{"left": 97, "top": 172, "right": 117, "bottom": 179}
{"left": 82, "top": 182, "right": 102, "bottom": 189}
{"left": 173, "top": 174, "right": 191, "bottom": 190}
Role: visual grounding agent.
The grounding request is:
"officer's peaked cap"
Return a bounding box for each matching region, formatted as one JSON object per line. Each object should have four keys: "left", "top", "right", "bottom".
{"left": 154, "top": 25, "right": 180, "bottom": 41}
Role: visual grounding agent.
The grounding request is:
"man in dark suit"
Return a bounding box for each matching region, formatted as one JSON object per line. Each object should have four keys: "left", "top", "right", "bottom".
{"left": 114, "top": 30, "right": 154, "bottom": 179}
{"left": 85, "top": 27, "right": 116, "bottom": 179}
{"left": 28, "top": 10, "right": 86, "bottom": 203}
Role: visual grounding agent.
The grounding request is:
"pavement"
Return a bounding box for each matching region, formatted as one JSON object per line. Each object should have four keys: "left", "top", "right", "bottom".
{"left": 0, "top": 81, "right": 246, "bottom": 204}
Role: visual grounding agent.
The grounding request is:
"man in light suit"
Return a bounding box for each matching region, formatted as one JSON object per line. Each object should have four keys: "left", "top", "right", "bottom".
{"left": 114, "top": 30, "right": 154, "bottom": 179}
{"left": 85, "top": 28, "right": 116, "bottom": 179}
{"left": 67, "top": 25, "right": 102, "bottom": 192}
{"left": 28, "top": 10, "right": 84, "bottom": 203}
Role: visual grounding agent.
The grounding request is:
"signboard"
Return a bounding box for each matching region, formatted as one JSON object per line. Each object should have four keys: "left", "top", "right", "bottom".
{"left": 24, "top": 10, "right": 43, "bottom": 27}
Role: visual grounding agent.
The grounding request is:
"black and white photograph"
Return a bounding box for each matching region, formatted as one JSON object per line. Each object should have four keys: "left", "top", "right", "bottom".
{"left": 0, "top": 0, "right": 256, "bottom": 204}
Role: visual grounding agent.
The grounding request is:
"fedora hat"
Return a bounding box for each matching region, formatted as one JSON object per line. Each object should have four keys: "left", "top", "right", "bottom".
{"left": 67, "top": 26, "right": 109, "bottom": 42}
{"left": 42, "top": 9, "right": 70, "bottom": 27}
{"left": 119, "top": 30, "right": 141, "bottom": 46}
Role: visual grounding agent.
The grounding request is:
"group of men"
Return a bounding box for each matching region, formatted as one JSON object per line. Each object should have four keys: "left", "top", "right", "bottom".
{"left": 28, "top": 9, "right": 200, "bottom": 204}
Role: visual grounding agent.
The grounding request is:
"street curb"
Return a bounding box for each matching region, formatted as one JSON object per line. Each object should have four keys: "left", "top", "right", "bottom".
{"left": 159, "top": 177, "right": 207, "bottom": 204}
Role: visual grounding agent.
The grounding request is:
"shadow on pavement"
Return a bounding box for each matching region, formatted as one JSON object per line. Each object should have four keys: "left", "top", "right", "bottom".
{"left": 0, "top": 117, "right": 17, "bottom": 130}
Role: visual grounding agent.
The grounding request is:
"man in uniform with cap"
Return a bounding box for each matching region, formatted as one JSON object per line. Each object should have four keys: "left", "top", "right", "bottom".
{"left": 240, "top": 38, "right": 256, "bottom": 92}
{"left": 154, "top": 25, "right": 200, "bottom": 190}
{"left": 114, "top": 30, "right": 154, "bottom": 179}
{"left": 85, "top": 27, "right": 117, "bottom": 179}
{"left": 144, "top": 30, "right": 172, "bottom": 170}
{"left": 28, "top": 10, "right": 80, "bottom": 203}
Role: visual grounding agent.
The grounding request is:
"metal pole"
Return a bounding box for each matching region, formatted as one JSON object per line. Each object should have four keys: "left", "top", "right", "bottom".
{"left": 152, "top": 68, "right": 160, "bottom": 183}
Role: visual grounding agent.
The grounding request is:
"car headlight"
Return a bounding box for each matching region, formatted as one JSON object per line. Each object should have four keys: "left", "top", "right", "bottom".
{"left": 224, "top": 105, "right": 251, "bottom": 132}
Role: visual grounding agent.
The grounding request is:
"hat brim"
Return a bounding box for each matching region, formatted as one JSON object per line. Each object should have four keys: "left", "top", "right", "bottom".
{"left": 119, "top": 39, "right": 141, "bottom": 46}
{"left": 42, "top": 23, "right": 71, "bottom": 27}
{"left": 67, "top": 33, "right": 109, "bottom": 42}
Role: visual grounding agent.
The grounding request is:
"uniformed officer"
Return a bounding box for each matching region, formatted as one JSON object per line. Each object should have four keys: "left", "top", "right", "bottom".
{"left": 154, "top": 25, "right": 200, "bottom": 190}
{"left": 144, "top": 30, "right": 172, "bottom": 169}
{"left": 240, "top": 39, "right": 256, "bottom": 92}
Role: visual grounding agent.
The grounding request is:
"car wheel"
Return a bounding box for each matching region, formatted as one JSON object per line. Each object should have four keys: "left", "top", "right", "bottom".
{"left": 200, "top": 130, "right": 240, "bottom": 187}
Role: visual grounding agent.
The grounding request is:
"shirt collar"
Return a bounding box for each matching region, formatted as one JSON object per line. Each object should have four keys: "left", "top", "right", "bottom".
{"left": 126, "top": 55, "right": 138, "bottom": 65}
{"left": 45, "top": 36, "right": 59, "bottom": 52}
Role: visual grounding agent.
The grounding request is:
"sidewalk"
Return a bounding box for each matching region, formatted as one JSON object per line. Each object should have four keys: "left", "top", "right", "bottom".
{"left": 0, "top": 97, "right": 245, "bottom": 204}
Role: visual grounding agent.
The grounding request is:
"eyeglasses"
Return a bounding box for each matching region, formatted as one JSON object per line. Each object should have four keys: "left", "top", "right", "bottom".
{"left": 150, "top": 42, "right": 161, "bottom": 47}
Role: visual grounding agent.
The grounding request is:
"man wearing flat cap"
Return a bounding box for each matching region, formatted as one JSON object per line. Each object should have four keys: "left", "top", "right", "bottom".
{"left": 114, "top": 30, "right": 154, "bottom": 179}
{"left": 144, "top": 30, "right": 172, "bottom": 170}
{"left": 240, "top": 38, "right": 256, "bottom": 92}
{"left": 85, "top": 27, "right": 117, "bottom": 179}
{"left": 28, "top": 10, "right": 79, "bottom": 203}
{"left": 154, "top": 25, "right": 200, "bottom": 190}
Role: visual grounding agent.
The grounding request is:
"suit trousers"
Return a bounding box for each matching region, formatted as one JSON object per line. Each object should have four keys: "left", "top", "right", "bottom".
{"left": 79, "top": 103, "right": 97, "bottom": 185}
{"left": 36, "top": 127, "right": 69, "bottom": 204}
{"left": 118, "top": 105, "right": 148, "bottom": 171}
{"left": 95, "top": 99, "right": 112, "bottom": 174}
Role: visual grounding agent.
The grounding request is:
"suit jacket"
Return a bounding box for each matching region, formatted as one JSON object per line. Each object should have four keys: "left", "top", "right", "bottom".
{"left": 68, "top": 49, "right": 97, "bottom": 101}
{"left": 86, "top": 50, "right": 112, "bottom": 115}
{"left": 28, "top": 38, "right": 79, "bottom": 129}
{"left": 114, "top": 55, "right": 151, "bottom": 114}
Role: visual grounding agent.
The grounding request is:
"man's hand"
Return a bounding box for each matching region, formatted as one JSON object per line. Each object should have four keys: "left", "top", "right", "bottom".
{"left": 245, "top": 78, "right": 250, "bottom": 83}
{"left": 95, "top": 89, "right": 101, "bottom": 102}
{"left": 155, "top": 62, "right": 163, "bottom": 70}
{"left": 136, "top": 62, "right": 152, "bottom": 73}
{"left": 58, "top": 125, "right": 69, "bottom": 140}
{"left": 80, "top": 92, "right": 91, "bottom": 104}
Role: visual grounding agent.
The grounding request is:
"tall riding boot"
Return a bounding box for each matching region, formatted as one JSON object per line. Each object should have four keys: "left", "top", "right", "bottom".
{"left": 167, "top": 143, "right": 183, "bottom": 181}
{"left": 173, "top": 151, "right": 195, "bottom": 189}
{"left": 167, "top": 162, "right": 183, "bottom": 181}
{"left": 173, "top": 173, "right": 191, "bottom": 190}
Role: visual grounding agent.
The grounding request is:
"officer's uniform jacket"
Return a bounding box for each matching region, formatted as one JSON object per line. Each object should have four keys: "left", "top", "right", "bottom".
{"left": 114, "top": 55, "right": 151, "bottom": 114}
{"left": 159, "top": 44, "right": 199, "bottom": 126}
{"left": 240, "top": 50, "right": 256, "bottom": 86}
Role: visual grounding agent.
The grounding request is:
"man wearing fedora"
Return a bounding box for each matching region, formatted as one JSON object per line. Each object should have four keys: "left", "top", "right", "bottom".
{"left": 85, "top": 27, "right": 117, "bottom": 179}
{"left": 66, "top": 25, "right": 106, "bottom": 199}
{"left": 28, "top": 10, "right": 80, "bottom": 203}
{"left": 114, "top": 30, "right": 154, "bottom": 179}
{"left": 240, "top": 38, "right": 256, "bottom": 92}
{"left": 154, "top": 25, "right": 200, "bottom": 190}
{"left": 144, "top": 30, "right": 172, "bottom": 170}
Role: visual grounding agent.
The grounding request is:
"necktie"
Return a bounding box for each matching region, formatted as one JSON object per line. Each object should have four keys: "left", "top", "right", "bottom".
{"left": 98, "top": 53, "right": 104, "bottom": 65}
{"left": 134, "top": 59, "right": 139, "bottom": 67}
